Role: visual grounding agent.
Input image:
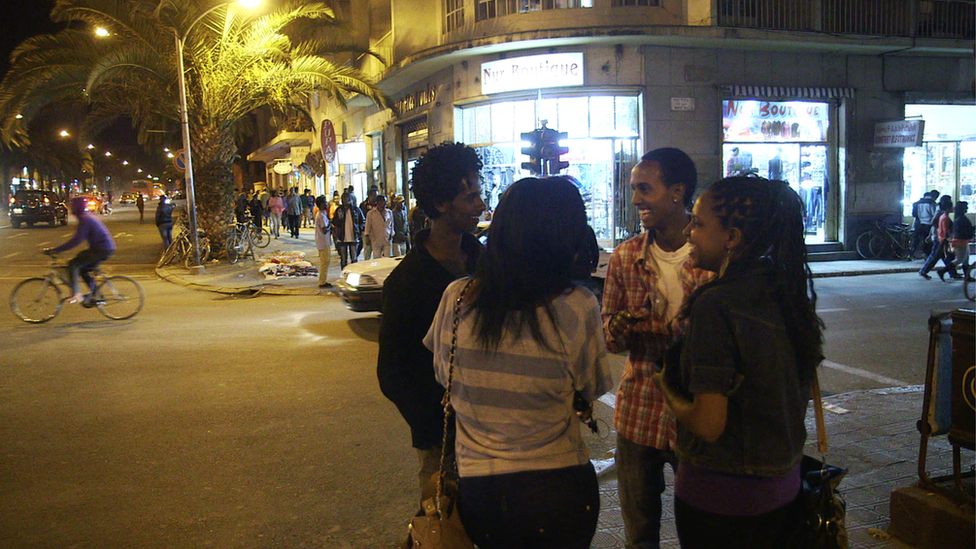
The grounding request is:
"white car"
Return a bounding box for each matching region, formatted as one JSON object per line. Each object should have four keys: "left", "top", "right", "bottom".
{"left": 335, "top": 232, "right": 611, "bottom": 313}
{"left": 335, "top": 256, "right": 403, "bottom": 312}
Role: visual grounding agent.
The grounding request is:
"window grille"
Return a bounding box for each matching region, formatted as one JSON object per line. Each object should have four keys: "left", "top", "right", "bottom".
{"left": 475, "top": 0, "right": 591, "bottom": 23}
{"left": 445, "top": 0, "right": 464, "bottom": 32}
{"left": 612, "top": 0, "right": 660, "bottom": 6}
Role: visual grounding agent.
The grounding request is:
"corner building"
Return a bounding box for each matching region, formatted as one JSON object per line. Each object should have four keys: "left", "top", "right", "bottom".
{"left": 248, "top": 0, "right": 974, "bottom": 250}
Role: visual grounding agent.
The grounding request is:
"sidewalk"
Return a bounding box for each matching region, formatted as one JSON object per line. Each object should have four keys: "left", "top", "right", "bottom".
{"left": 156, "top": 237, "right": 973, "bottom": 548}
{"left": 156, "top": 227, "right": 925, "bottom": 296}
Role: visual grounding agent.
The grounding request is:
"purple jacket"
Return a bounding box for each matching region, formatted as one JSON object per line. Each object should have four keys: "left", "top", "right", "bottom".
{"left": 54, "top": 210, "right": 116, "bottom": 254}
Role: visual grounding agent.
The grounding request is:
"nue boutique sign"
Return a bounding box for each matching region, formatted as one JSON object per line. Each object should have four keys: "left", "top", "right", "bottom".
{"left": 481, "top": 53, "right": 584, "bottom": 95}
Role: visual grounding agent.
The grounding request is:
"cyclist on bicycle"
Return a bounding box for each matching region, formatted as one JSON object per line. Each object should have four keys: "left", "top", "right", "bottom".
{"left": 44, "top": 196, "right": 116, "bottom": 305}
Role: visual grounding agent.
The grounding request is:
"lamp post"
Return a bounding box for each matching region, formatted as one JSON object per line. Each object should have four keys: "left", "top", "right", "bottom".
{"left": 169, "top": 0, "right": 261, "bottom": 274}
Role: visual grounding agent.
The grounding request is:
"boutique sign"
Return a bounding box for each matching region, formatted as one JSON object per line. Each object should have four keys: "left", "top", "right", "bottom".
{"left": 723, "top": 100, "right": 829, "bottom": 143}
{"left": 481, "top": 53, "right": 584, "bottom": 95}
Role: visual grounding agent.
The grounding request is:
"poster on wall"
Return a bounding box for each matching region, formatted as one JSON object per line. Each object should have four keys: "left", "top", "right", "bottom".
{"left": 723, "top": 100, "right": 829, "bottom": 143}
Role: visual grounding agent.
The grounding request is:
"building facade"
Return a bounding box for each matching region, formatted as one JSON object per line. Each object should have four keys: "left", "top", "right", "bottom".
{"left": 248, "top": 0, "right": 975, "bottom": 249}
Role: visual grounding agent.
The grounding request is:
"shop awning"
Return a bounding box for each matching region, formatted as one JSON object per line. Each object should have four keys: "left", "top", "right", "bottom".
{"left": 721, "top": 86, "right": 855, "bottom": 100}
{"left": 246, "top": 131, "right": 314, "bottom": 163}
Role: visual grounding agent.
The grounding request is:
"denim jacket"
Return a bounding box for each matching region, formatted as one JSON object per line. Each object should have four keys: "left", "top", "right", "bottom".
{"left": 674, "top": 269, "right": 813, "bottom": 477}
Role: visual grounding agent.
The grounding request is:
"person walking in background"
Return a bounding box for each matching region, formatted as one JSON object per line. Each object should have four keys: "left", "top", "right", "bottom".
{"left": 364, "top": 194, "right": 393, "bottom": 258}
{"left": 423, "top": 176, "right": 612, "bottom": 549}
{"left": 136, "top": 193, "right": 145, "bottom": 224}
{"left": 155, "top": 194, "right": 175, "bottom": 250}
{"left": 234, "top": 191, "right": 249, "bottom": 224}
{"left": 919, "top": 195, "right": 954, "bottom": 279}
{"left": 285, "top": 187, "right": 301, "bottom": 238}
{"left": 267, "top": 190, "right": 285, "bottom": 238}
{"left": 360, "top": 186, "right": 379, "bottom": 260}
{"left": 329, "top": 190, "right": 341, "bottom": 218}
{"left": 939, "top": 201, "right": 974, "bottom": 281}
{"left": 602, "top": 148, "right": 712, "bottom": 549}
{"left": 391, "top": 195, "right": 409, "bottom": 256}
{"left": 376, "top": 142, "right": 485, "bottom": 504}
{"left": 301, "top": 189, "right": 314, "bottom": 228}
{"left": 908, "top": 190, "right": 939, "bottom": 260}
{"left": 654, "top": 176, "right": 824, "bottom": 549}
{"left": 248, "top": 193, "right": 264, "bottom": 231}
{"left": 258, "top": 187, "right": 270, "bottom": 225}
{"left": 331, "top": 192, "right": 364, "bottom": 268}
{"left": 314, "top": 195, "right": 334, "bottom": 288}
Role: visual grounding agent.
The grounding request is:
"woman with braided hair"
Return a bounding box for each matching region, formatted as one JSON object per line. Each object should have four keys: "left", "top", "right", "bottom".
{"left": 654, "top": 176, "right": 825, "bottom": 548}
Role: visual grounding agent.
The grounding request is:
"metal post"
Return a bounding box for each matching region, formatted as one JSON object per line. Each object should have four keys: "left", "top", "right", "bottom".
{"left": 175, "top": 33, "right": 204, "bottom": 274}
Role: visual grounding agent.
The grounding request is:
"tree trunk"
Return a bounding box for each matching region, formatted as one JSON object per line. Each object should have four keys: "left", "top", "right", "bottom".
{"left": 188, "top": 124, "right": 237, "bottom": 255}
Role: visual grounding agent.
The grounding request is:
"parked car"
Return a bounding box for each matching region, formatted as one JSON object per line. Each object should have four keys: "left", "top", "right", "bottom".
{"left": 118, "top": 192, "right": 138, "bottom": 205}
{"left": 7, "top": 190, "right": 68, "bottom": 228}
{"left": 335, "top": 223, "right": 610, "bottom": 312}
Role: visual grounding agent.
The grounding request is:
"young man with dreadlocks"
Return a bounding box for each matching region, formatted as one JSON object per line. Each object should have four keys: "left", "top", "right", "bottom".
{"left": 655, "top": 176, "right": 825, "bottom": 549}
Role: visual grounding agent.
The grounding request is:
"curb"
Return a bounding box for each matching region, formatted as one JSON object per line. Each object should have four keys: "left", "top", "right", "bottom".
{"left": 811, "top": 266, "right": 919, "bottom": 278}
{"left": 155, "top": 265, "right": 334, "bottom": 296}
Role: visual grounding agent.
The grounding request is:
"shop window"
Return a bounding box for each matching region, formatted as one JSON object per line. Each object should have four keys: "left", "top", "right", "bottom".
{"left": 445, "top": 0, "right": 464, "bottom": 32}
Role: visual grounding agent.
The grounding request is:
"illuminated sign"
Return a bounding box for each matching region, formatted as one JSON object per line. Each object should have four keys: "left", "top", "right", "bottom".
{"left": 481, "top": 53, "right": 584, "bottom": 95}
{"left": 723, "top": 100, "right": 829, "bottom": 143}
{"left": 873, "top": 120, "right": 924, "bottom": 148}
{"left": 337, "top": 142, "right": 366, "bottom": 165}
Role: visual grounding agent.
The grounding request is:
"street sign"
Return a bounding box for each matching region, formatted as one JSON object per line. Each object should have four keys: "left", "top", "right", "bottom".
{"left": 173, "top": 149, "right": 187, "bottom": 172}
{"left": 321, "top": 120, "right": 336, "bottom": 164}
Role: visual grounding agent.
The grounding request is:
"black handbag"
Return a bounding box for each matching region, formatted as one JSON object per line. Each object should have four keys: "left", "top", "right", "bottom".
{"left": 795, "top": 373, "right": 849, "bottom": 549}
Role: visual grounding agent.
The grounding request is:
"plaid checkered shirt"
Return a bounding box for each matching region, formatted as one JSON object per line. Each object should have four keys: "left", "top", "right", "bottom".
{"left": 601, "top": 231, "right": 713, "bottom": 450}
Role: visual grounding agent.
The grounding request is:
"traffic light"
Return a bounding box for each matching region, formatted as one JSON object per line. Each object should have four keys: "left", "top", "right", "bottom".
{"left": 520, "top": 130, "right": 543, "bottom": 175}
{"left": 541, "top": 129, "right": 570, "bottom": 174}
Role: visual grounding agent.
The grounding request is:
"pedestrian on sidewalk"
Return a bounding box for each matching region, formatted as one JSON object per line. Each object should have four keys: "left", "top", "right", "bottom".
{"left": 376, "top": 142, "right": 485, "bottom": 504}
{"left": 258, "top": 187, "right": 270, "bottom": 225}
{"left": 267, "top": 190, "right": 285, "bottom": 238}
{"left": 602, "top": 147, "right": 711, "bottom": 549}
{"left": 249, "top": 194, "right": 264, "bottom": 231}
{"left": 285, "top": 187, "right": 301, "bottom": 238}
{"left": 136, "top": 193, "right": 145, "bottom": 224}
{"left": 391, "top": 195, "right": 409, "bottom": 256}
{"left": 360, "top": 186, "right": 379, "bottom": 260}
{"left": 331, "top": 192, "right": 364, "bottom": 268}
{"left": 364, "top": 194, "right": 393, "bottom": 258}
{"left": 314, "top": 195, "right": 334, "bottom": 288}
{"left": 301, "top": 188, "right": 314, "bottom": 228}
{"left": 919, "top": 195, "right": 954, "bottom": 279}
{"left": 939, "top": 200, "right": 974, "bottom": 281}
{"left": 654, "top": 176, "right": 824, "bottom": 549}
{"left": 908, "top": 190, "right": 938, "bottom": 259}
{"left": 155, "top": 194, "right": 175, "bottom": 250}
{"left": 423, "top": 176, "right": 612, "bottom": 549}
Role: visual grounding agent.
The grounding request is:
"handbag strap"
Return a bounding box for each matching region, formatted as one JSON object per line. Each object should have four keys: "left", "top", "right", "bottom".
{"left": 811, "top": 369, "right": 828, "bottom": 456}
{"left": 435, "top": 278, "right": 474, "bottom": 516}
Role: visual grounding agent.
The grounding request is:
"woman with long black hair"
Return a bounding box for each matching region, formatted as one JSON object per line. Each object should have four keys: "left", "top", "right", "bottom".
{"left": 423, "top": 176, "right": 612, "bottom": 549}
{"left": 655, "top": 176, "right": 825, "bottom": 548}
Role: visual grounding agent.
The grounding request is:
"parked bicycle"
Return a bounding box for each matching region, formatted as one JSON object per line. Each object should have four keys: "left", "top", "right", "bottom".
{"left": 225, "top": 214, "right": 270, "bottom": 264}
{"left": 157, "top": 214, "right": 211, "bottom": 268}
{"left": 10, "top": 255, "right": 145, "bottom": 323}
{"left": 854, "top": 217, "right": 913, "bottom": 260}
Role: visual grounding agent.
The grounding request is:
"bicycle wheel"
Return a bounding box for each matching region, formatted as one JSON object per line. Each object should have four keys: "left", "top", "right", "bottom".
{"left": 10, "top": 278, "right": 63, "bottom": 323}
{"left": 869, "top": 233, "right": 895, "bottom": 260}
{"left": 157, "top": 238, "right": 180, "bottom": 268}
{"left": 225, "top": 233, "right": 243, "bottom": 264}
{"left": 253, "top": 227, "right": 271, "bottom": 248}
{"left": 855, "top": 231, "right": 876, "bottom": 260}
{"left": 183, "top": 238, "right": 210, "bottom": 269}
{"left": 95, "top": 276, "right": 144, "bottom": 320}
{"left": 965, "top": 266, "right": 975, "bottom": 302}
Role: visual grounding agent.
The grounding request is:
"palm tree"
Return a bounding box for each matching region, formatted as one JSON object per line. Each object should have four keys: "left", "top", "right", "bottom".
{"left": 0, "top": 0, "right": 389, "bottom": 242}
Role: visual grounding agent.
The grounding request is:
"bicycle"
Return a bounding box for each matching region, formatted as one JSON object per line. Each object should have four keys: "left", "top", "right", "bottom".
{"left": 157, "top": 216, "right": 211, "bottom": 268}
{"left": 10, "top": 255, "right": 145, "bottom": 323}
{"left": 854, "top": 218, "right": 912, "bottom": 260}
{"left": 225, "top": 214, "right": 270, "bottom": 264}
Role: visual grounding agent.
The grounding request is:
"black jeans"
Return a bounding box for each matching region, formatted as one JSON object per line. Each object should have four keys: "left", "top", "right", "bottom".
{"left": 675, "top": 494, "right": 802, "bottom": 549}
{"left": 337, "top": 242, "right": 357, "bottom": 268}
{"left": 68, "top": 248, "right": 113, "bottom": 296}
{"left": 616, "top": 435, "right": 677, "bottom": 549}
{"left": 458, "top": 463, "right": 599, "bottom": 549}
{"left": 287, "top": 214, "right": 300, "bottom": 237}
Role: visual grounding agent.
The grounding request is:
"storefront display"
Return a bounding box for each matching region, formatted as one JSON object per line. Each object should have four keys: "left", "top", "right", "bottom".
{"left": 459, "top": 94, "right": 641, "bottom": 248}
{"left": 902, "top": 105, "right": 976, "bottom": 216}
{"left": 722, "top": 99, "right": 832, "bottom": 243}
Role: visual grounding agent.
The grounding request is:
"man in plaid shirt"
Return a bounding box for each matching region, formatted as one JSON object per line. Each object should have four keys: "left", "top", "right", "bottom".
{"left": 603, "top": 148, "right": 712, "bottom": 549}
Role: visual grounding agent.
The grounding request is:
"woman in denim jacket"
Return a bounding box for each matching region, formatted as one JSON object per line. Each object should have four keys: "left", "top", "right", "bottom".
{"left": 655, "top": 176, "right": 824, "bottom": 549}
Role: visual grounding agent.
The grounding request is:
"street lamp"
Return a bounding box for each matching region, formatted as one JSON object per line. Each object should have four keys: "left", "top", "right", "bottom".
{"left": 166, "top": 0, "right": 261, "bottom": 274}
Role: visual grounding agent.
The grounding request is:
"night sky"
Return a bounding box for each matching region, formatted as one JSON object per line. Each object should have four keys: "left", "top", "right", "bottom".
{"left": 1, "top": 1, "right": 58, "bottom": 77}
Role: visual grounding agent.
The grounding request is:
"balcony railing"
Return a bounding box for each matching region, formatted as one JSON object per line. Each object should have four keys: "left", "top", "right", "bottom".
{"left": 360, "top": 30, "right": 394, "bottom": 81}
{"left": 717, "top": 0, "right": 974, "bottom": 39}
